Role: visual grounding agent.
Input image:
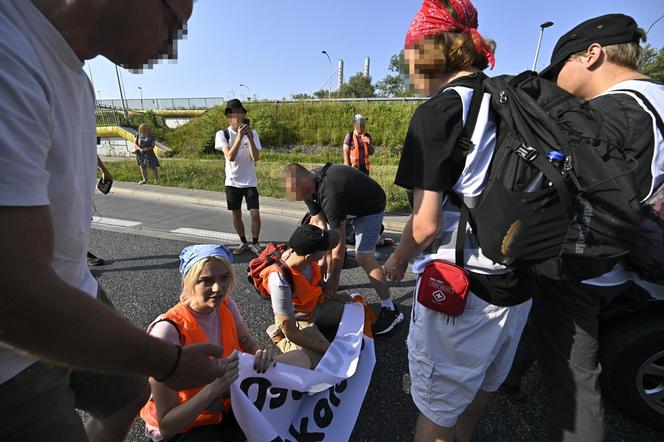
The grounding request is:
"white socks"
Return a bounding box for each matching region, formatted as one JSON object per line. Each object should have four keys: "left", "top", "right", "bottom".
{"left": 380, "top": 299, "right": 395, "bottom": 310}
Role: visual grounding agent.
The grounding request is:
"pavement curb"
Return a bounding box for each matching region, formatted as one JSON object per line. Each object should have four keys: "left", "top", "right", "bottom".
{"left": 110, "top": 183, "right": 409, "bottom": 232}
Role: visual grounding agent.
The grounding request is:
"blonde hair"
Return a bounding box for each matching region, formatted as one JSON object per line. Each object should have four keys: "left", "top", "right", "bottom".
{"left": 138, "top": 123, "right": 149, "bottom": 134}
{"left": 569, "top": 28, "right": 648, "bottom": 70}
{"left": 605, "top": 28, "right": 648, "bottom": 69}
{"left": 180, "top": 256, "right": 235, "bottom": 302}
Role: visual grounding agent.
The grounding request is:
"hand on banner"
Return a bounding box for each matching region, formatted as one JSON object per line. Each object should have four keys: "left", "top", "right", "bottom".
{"left": 208, "top": 351, "right": 240, "bottom": 397}
{"left": 253, "top": 349, "right": 277, "bottom": 373}
{"left": 165, "top": 343, "right": 235, "bottom": 390}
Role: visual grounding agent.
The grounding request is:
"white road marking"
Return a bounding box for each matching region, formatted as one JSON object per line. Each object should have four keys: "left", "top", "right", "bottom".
{"left": 170, "top": 227, "right": 238, "bottom": 242}
{"left": 92, "top": 216, "right": 142, "bottom": 227}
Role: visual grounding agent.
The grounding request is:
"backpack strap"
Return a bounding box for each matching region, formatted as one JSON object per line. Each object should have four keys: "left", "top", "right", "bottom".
{"left": 223, "top": 128, "right": 230, "bottom": 143}
{"left": 274, "top": 258, "right": 295, "bottom": 290}
{"left": 449, "top": 74, "right": 485, "bottom": 267}
{"left": 319, "top": 162, "right": 333, "bottom": 178}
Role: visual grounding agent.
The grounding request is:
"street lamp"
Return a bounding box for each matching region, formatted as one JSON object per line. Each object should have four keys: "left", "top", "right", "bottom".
{"left": 321, "top": 50, "right": 332, "bottom": 99}
{"left": 114, "top": 64, "right": 129, "bottom": 119}
{"left": 138, "top": 86, "right": 144, "bottom": 110}
{"left": 532, "top": 21, "right": 554, "bottom": 72}
{"left": 239, "top": 84, "right": 251, "bottom": 100}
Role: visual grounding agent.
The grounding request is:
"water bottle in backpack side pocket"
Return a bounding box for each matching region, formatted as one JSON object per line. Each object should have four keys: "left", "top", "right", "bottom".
{"left": 522, "top": 150, "right": 566, "bottom": 192}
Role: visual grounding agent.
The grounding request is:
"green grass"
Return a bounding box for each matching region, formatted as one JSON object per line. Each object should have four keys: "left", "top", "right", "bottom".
{"left": 105, "top": 154, "right": 410, "bottom": 213}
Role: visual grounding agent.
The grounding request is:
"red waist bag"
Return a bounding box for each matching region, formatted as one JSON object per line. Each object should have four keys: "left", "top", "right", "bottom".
{"left": 417, "top": 260, "right": 470, "bottom": 317}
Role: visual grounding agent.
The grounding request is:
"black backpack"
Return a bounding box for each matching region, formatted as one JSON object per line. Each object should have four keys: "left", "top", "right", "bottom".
{"left": 454, "top": 71, "right": 641, "bottom": 281}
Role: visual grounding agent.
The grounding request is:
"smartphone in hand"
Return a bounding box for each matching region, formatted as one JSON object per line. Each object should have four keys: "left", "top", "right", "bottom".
{"left": 97, "top": 177, "right": 112, "bottom": 194}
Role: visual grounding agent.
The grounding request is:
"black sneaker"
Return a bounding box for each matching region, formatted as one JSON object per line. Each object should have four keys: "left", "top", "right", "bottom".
{"left": 372, "top": 304, "right": 404, "bottom": 335}
{"left": 87, "top": 251, "right": 105, "bottom": 266}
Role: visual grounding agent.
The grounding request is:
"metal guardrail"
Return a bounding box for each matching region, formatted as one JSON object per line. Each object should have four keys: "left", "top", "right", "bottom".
{"left": 95, "top": 104, "right": 123, "bottom": 126}
{"left": 97, "top": 96, "right": 426, "bottom": 110}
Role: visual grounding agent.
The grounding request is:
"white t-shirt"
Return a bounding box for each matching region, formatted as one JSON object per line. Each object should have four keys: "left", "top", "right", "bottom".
{"left": 214, "top": 127, "right": 262, "bottom": 188}
{"left": 0, "top": 0, "right": 98, "bottom": 384}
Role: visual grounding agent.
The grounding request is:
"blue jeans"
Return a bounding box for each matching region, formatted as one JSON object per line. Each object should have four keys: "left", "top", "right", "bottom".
{"left": 352, "top": 212, "right": 384, "bottom": 254}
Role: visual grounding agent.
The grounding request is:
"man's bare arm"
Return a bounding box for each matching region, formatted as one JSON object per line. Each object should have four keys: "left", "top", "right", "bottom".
{"left": 0, "top": 206, "right": 227, "bottom": 389}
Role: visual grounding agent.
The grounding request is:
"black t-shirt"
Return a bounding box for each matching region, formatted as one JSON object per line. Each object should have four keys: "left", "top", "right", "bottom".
{"left": 396, "top": 74, "right": 536, "bottom": 307}
{"left": 394, "top": 75, "right": 481, "bottom": 192}
{"left": 589, "top": 89, "right": 656, "bottom": 200}
{"left": 304, "top": 164, "right": 386, "bottom": 228}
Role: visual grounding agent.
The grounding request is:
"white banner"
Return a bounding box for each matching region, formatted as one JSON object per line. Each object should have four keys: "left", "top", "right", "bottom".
{"left": 231, "top": 302, "right": 375, "bottom": 442}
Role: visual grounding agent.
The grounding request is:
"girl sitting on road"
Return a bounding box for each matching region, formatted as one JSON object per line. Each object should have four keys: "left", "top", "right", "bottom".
{"left": 140, "top": 244, "right": 309, "bottom": 442}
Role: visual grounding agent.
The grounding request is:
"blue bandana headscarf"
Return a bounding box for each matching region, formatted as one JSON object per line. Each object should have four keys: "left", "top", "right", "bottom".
{"left": 179, "top": 244, "right": 233, "bottom": 276}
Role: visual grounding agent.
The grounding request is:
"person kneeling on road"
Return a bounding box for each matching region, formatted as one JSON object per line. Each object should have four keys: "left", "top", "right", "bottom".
{"left": 141, "top": 245, "right": 309, "bottom": 441}
{"left": 262, "top": 225, "right": 353, "bottom": 369}
{"left": 283, "top": 163, "right": 404, "bottom": 335}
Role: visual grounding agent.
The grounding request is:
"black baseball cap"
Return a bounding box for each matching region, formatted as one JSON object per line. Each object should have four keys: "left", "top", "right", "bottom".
{"left": 288, "top": 224, "right": 340, "bottom": 256}
{"left": 539, "top": 14, "right": 641, "bottom": 80}
{"left": 224, "top": 98, "right": 247, "bottom": 115}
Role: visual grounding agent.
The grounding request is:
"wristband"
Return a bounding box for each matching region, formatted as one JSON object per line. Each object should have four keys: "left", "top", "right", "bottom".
{"left": 155, "top": 345, "right": 182, "bottom": 382}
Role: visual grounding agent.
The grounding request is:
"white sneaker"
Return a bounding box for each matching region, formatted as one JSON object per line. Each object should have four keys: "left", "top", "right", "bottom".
{"left": 138, "top": 180, "right": 146, "bottom": 185}
{"left": 249, "top": 243, "right": 263, "bottom": 255}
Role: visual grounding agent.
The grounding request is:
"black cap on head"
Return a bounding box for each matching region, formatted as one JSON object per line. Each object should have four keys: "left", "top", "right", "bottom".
{"left": 224, "top": 98, "right": 247, "bottom": 115}
{"left": 539, "top": 14, "right": 641, "bottom": 80}
{"left": 288, "top": 224, "right": 340, "bottom": 256}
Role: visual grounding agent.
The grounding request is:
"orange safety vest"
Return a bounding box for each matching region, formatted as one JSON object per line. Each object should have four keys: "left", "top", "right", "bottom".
{"left": 260, "top": 260, "right": 324, "bottom": 320}
{"left": 140, "top": 299, "right": 241, "bottom": 435}
{"left": 349, "top": 131, "right": 372, "bottom": 172}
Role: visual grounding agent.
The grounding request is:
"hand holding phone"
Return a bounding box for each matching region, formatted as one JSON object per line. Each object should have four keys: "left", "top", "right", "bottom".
{"left": 97, "top": 177, "right": 113, "bottom": 194}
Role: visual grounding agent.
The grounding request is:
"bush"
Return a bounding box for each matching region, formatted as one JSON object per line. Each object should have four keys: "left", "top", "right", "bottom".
{"left": 160, "top": 101, "right": 420, "bottom": 153}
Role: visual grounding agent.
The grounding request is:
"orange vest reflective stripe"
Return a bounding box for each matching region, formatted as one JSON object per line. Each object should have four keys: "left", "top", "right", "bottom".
{"left": 260, "top": 260, "right": 324, "bottom": 320}
{"left": 350, "top": 132, "right": 371, "bottom": 172}
{"left": 140, "top": 299, "right": 241, "bottom": 435}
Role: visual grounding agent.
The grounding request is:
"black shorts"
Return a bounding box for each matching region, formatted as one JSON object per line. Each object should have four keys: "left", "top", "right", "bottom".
{"left": 225, "top": 186, "right": 260, "bottom": 211}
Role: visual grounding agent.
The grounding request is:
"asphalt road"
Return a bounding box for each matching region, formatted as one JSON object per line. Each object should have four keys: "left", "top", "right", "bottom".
{"left": 86, "top": 192, "right": 663, "bottom": 441}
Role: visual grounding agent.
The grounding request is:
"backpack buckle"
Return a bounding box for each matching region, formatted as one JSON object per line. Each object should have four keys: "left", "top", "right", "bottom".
{"left": 514, "top": 144, "right": 538, "bottom": 162}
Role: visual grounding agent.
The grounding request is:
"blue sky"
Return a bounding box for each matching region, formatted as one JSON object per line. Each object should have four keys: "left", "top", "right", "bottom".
{"left": 86, "top": 0, "right": 664, "bottom": 101}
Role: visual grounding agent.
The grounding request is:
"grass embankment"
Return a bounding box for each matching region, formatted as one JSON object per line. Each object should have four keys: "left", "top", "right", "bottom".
{"left": 105, "top": 150, "right": 410, "bottom": 213}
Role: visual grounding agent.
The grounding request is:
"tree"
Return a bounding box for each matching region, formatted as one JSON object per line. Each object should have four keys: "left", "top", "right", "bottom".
{"left": 312, "top": 88, "right": 340, "bottom": 99}
{"left": 338, "top": 73, "right": 375, "bottom": 98}
{"left": 641, "top": 44, "right": 664, "bottom": 82}
{"left": 375, "top": 54, "right": 414, "bottom": 97}
{"left": 291, "top": 92, "right": 314, "bottom": 100}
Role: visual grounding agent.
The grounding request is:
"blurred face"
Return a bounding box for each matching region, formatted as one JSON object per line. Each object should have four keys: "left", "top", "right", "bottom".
{"left": 283, "top": 175, "right": 310, "bottom": 201}
{"left": 404, "top": 45, "right": 448, "bottom": 97}
{"left": 186, "top": 260, "right": 232, "bottom": 314}
{"left": 100, "top": 0, "right": 194, "bottom": 70}
{"left": 354, "top": 121, "right": 366, "bottom": 134}
{"left": 227, "top": 111, "right": 247, "bottom": 130}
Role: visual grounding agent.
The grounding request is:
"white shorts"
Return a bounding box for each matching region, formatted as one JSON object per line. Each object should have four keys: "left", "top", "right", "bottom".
{"left": 407, "top": 279, "right": 531, "bottom": 428}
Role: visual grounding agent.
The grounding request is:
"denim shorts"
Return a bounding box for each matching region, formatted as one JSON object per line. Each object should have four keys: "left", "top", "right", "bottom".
{"left": 353, "top": 212, "right": 384, "bottom": 254}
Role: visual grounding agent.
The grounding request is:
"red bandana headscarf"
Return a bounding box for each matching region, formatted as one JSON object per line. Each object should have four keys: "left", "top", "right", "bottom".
{"left": 404, "top": 0, "right": 495, "bottom": 69}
